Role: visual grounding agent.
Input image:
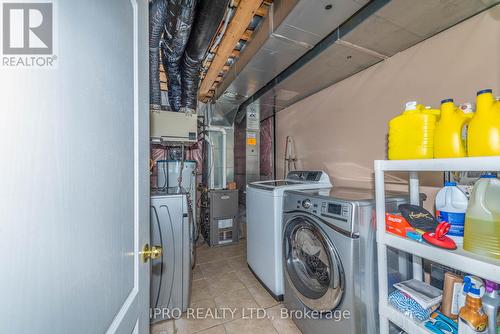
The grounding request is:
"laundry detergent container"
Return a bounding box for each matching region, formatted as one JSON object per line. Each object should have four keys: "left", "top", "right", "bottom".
{"left": 434, "top": 99, "right": 472, "bottom": 158}
{"left": 463, "top": 175, "right": 500, "bottom": 259}
{"left": 468, "top": 89, "right": 500, "bottom": 156}
{"left": 388, "top": 102, "right": 439, "bottom": 160}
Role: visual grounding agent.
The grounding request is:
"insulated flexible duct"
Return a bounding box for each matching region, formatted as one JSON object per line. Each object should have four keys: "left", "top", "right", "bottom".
{"left": 162, "top": 0, "right": 197, "bottom": 111}
{"left": 181, "top": 0, "right": 230, "bottom": 112}
{"left": 149, "top": 0, "right": 168, "bottom": 109}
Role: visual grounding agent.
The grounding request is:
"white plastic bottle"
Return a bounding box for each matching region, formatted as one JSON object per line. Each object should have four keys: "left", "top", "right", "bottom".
{"left": 483, "top": 280, "right": 500, "bottom": 334}
{"left": 436, "top": 181, "right": 469, "bottom": 243}
{"left": 464, "top": 175, "right": 500, "bottom": 259}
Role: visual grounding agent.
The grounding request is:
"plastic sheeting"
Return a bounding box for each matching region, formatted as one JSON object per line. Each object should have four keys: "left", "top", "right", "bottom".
{"left": 149, "top": 0, "right": 168, "bottom": 108}
{"left": 162, "top": 0, "right": 197, "bottom": 111}
{"left": 234, "top": 118, "right": 247, "bottom": 204}
{"left": 150, "top": 143, "right": 204, "bottom": 192}
{"left": 181, "top": 0, "right": 230, "bottom": 112}
{"left": 260, "top": 116, "right": 274, "bottom": 180}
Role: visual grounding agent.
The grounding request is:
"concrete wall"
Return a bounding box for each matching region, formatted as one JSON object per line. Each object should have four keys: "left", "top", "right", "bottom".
{"left": 276, "top": 6, "right": 500, "bottom": 211}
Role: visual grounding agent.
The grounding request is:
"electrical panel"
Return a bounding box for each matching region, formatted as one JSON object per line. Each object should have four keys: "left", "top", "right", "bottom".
{"left": 150, "top": 110, "right": 197, "bottom": 144}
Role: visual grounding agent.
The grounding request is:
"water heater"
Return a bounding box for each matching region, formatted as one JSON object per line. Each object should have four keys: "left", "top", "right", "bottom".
{"left": 157, "top": 160, "right": 197, "bottom": 224}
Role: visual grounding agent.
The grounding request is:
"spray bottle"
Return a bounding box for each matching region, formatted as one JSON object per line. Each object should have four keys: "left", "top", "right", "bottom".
{"left": 459, "top": 276, "right": 489, "bottom": 334}
{"left": 482, "top": 281, "right": 500, "bottom": 334}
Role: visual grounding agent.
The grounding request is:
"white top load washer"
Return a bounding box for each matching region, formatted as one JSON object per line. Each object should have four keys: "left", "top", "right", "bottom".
{"left": 246, "top": 171, "right": 332, "bottom": 299}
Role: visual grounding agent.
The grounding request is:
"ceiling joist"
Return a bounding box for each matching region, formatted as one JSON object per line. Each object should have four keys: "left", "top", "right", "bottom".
{"left": 198, "top": 0, "right": 265, "bottom": 100}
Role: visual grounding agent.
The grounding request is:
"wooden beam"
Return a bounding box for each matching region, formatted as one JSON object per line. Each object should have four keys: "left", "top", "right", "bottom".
{"left": 241, "top": 29, "right": 252, "bottom": 41}
{"left": 231, "top": 49, "right": 240, "bottom": 58}
{"left": 159, "top": 71, "right": 167, "bottom": 83}
{"left": 256, "top": 3, "right": 269, "bottom": 17}
{"left": 199, "top": 0, "right": 263, "bottom": 99}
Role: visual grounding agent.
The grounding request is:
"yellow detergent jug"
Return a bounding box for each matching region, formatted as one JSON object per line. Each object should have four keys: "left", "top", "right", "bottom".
{"left": 464, "top": 174, "right": 500, "bottom": 259}
{"left": 468, "top": 89, "right": 500, "bottom": 156}
{"left": 434, "top": 99, "right": 473, "bottom": 158}
{"left": 388, "top": 101, "right": 439, "bottom": 160}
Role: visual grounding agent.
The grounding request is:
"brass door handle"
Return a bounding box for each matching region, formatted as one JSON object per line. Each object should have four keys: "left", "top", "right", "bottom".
{"left": 141, "top": 244, "right": 163, "bottom": 263}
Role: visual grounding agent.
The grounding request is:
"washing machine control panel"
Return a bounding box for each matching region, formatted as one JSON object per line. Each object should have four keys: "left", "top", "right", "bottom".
{"left": 321, "top": 202, "right": 350, "bottom": 218}
{"left": 295, "top": 198, "right": 319, "bottom": 213}
{"left": 294, "top": 197, "right": 352, "bottom": 220}
{"left": 301, "top": 199, "right": 312, "bottom": 209}
{"left": 320, "top": 201, "right": 350, "bottom": 219}
{"left": 289, "top": 194, "right": 354, "bottom": 234}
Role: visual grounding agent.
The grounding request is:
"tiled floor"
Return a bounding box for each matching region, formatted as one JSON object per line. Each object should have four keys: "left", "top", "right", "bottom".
{"left": 151, "top": 239, "right": 302, "bottom": 334}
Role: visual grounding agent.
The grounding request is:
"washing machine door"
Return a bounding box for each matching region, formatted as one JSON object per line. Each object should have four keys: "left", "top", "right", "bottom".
{"left": 283, "top": 215, "right": 345, "bottom": 312}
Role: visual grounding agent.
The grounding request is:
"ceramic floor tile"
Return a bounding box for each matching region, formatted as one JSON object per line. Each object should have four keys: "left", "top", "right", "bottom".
{"left": 223, "top": 317, "right": 278, "bottom": 334}
{"left": 199, "top": 259, "right": 234, "bottom": 278}
{"left": 191, "top": 278, "right": 213, "bottom": 303}
{"left": 177, "top": 241, "right": 295, "bottom": 333}
{"left": 151, "top": 319, "right": 176, "bottom": 334}
{"left": 196, "top": 324, "right": 226, "bottom": 334}
{"left": 265, "top": 305, "right": 302, "bottom": 334}
{"left": 213, "top": 288, "right": 260, "bottom": 321}
{"left": 175, "top": 298, "right": 224, "bottom": 334}
{"left": 226, "top": 255, "right": 247, "bottom": 272}
{"left": 234, "top": 268, "right": 260, "bottom": 288}
{"left": 247, "top": 284, "right": 279, "bottom": 309}
{"left": 221, "top": 243, "right": 246, "bottom": 258}
{"left": 206, "top": 272, "right": 246, "bottom": 296}
{"left": 192, "top": 265, "right": 204, "bottom": 281}
{"left": 197, "top": 246, "right": 225, "bottom": 264}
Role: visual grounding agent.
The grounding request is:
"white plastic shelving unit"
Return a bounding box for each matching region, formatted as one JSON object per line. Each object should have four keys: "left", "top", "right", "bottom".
{"left": 375, "top": 157, "right": 500, "bottom": 334}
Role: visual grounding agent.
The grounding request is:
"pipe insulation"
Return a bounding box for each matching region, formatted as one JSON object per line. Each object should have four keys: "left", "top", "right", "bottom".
{"left": 162, "top": 0, "right": 197, "bottom": 112}
{"left": 181, "top": 0, "right": 230, "bottom": 112}
{"left": 149, "top": 0, "right": 168, "bottom": 108}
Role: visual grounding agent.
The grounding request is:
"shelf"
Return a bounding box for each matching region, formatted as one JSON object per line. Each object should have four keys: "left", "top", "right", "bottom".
{"left": 380, "top": 232, "right": 500, "bottom": 283}
{"left": 381, "top": 304, "right": 430, "bottom": 334}
{"left": 375, "top": 157, "right": 500, "bottom": 172}
{"left": 375, "top": 156, "right": 500, "bottom": 333}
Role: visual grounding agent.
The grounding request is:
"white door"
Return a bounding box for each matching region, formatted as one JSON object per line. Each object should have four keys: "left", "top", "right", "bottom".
{"left": 0, "top": 1, "right": 150, "bottom": 333}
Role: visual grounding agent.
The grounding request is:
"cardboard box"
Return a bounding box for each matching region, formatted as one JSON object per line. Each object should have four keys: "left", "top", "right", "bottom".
{"left": 385, "top": 212, "right": 415, "bottom": 237}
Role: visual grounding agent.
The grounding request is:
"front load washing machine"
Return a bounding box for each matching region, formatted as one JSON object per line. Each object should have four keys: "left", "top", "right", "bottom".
{"left": 282, "top": 188, "right": 417, "bottom": 334}
{"left": 246, "top": 171, "right": 332, "bottom": 300}
{"left": 150, "top": 191, "right": 193, "bottom": 323}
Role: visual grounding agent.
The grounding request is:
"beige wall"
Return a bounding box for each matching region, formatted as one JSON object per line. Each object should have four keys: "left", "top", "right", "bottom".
{"left": 276, "top": 6, "right": 500, "bottom": 210}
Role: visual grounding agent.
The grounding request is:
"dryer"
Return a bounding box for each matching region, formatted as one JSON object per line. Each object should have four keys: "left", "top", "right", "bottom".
{"left": 246, "top": 171, "right": 332, "bottom": 300}
{"left": 150, "top": 191, "right": 193, "bottom": 323}
{"left": 282, "top": 188, "right": 415, "bottom": 334}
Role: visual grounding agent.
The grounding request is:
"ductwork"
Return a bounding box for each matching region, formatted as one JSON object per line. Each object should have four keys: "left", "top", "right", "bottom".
{"left": 237, "top": 0, "right": 500, "bottom": 123}
{"left": 211, "top": 0, "right": 369, "bottom": 124}
{"left": 162, "top": 0, "right": 197, "bottom": 112}
{"left": 181, "top": 0, "right": 230, "bottom": 113}
{"left": 149, "top": 0, "right": 168, "bottom": 109}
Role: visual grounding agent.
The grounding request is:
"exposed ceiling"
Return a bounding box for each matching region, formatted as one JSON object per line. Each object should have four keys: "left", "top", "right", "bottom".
{"left": 198, "top": 0, "right": 273, "bottom": 101}
{"left": 206, "top": 0, "right": 500, "bottom": 124}
{"left": 209, "top": 0, "right": 370, "bottom": 124}
{"left": 159, "top": 0, "right": 272, "bottom": 93}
